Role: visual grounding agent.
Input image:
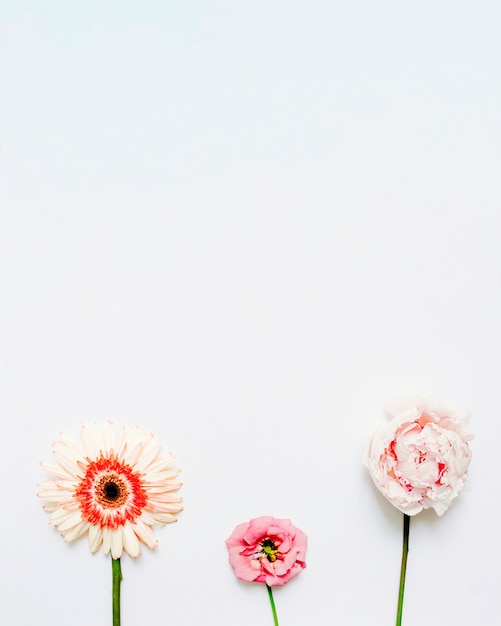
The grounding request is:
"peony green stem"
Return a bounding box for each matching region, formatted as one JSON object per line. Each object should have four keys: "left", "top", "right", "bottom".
{"left": 112, "top": 557, "right": 122, "bottom": 626}
{"left": 266, "top": 584, "right": 279, "bottom": 626}
{"left": 396, "top": 514, "right": 410, "bottom": 626}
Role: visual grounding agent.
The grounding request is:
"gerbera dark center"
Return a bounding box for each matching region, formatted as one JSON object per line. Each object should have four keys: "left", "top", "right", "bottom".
{"left": 76, "top": 455, "right": 148, "bottom": 529}
{"left": 105, "top": 482, "right": 120, "bottom": 500}
{"left": 261, "top": 539, "right": 279, "bottom": 562}
{"left": 96, "top": 475, "right": 128, "bottom": 508}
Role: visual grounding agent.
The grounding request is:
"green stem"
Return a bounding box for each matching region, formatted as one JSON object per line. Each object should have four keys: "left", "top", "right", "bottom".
{"left": 396, "top": 514, "right": 410, "bottom": 626}
{"left": 266, "top": 584, "right": 279, "bottom": 626}
{"left": 112, "top": 557, "right": 122, "bottom": 626}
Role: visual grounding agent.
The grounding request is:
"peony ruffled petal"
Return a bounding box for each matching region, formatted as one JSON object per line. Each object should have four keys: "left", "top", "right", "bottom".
{"left": 365, "top": 394, "right": 472, "bottom": 516}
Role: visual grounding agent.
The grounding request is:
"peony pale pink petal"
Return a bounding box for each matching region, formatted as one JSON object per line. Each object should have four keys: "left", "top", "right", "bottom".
{"left": 366, "top": 393, "right": 472, "bottom": 516}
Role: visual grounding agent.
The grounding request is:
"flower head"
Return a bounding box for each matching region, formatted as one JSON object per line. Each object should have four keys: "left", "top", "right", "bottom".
{"left": 39, "top": 422, "right": 183, "bottom": 558}
{"left": 226, "top": 516, "right": 307, "bottom": 587}
{"left": 364, "top": 394, "right": 473, "bottom": 516}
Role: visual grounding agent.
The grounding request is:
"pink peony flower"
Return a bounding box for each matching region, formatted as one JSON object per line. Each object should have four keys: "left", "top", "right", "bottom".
{"left": 225, "top": 516, "right": 307, "bottom": 587}
{"left": 364, "top": 394, "right": 473, "bottom": 516}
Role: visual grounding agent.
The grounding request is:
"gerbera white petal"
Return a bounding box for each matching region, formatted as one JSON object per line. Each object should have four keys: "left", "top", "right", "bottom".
{"left": 101, "top": 527, "right": 112, "bottom": 555}
{"left": 37, "top": 486, "right": 68, "bottom": 501}
{"left": 88, "top": 524, "right": 103, "bottom": 553}
{"left": 153, "top": 504, "right": 183, "bottom": 515}
{"left": 122, "top": 441, "right": 145, "bottom": 468}
{"left": 144, "top": 454, "right": 175, "bottom": 470}
{"left": 147, "top": 484, "right": 183, "bottom": 497}
{"left": 50, "top": 507, "right": 77, "bottom": 522}
{"left": 39, "top": 421, "right": 182, "bottom": 558}
{"left": 53, "top": 478, "right": 80, "bottom": 491}
{"left": 150, "top": 493, "right": 181, "bottom": 508}
{"left": 121, "top": 426, "right": 146, "bottom": 465}
{"left": 133, "top": 518, "right": 158, "bottom": 549}
{"left": 141, "top": 511, "right": 178, "bottom": 525}
{"left": 102, "top": 421, "right": 117, "bottom": 455}
{"left": 133, "top": 440, "right": 162, "bottom": 472}
{"left": 40, "top": 461, "right": 74, "bottom": 480}
{"left": 39, "top": 493, "right": 66, "bottom": 504}
{"left": 58, "top": 431, "right": 86, "bottom": 459}
{"left": 55, "top": 511, "right": 83, "bottom": 532}
{"left": 144, "top": 487, "right": 181, "bottom": 500}
{"left": 80, "top": 422, "right": 99, "bottom": 458}
{"left": 53, "top": 439, "right": 81, "bottom": 462}
{"left": 114, "top": 426, "right": 129, "bottom": 460}
{"left": 122, "top": 523, "right": 141, "bottom": 558}
{"left": 63, "top": 521, "right": 89, "bottom": 542}
{"left": 145, "top": 464, "right": 181, "bottom": 480}
{"left": 110, "top": 529, "right": 123, "bottom": 559}
{"left": 50, "top": 450, "right": 81, "bottom": 479}
{"left": 84, "top": 422, "right": 106, "bottom": 457}
{"left": 61, "top": 499, "right": 81, "bottom": 511}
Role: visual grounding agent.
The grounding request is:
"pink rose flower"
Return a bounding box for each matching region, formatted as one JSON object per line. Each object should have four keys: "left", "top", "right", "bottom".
{"left": 364, "top": 394, "right": 473, "bottom": 516}
{"left": 225, "top": 516, "right": 307, "bottom": 587}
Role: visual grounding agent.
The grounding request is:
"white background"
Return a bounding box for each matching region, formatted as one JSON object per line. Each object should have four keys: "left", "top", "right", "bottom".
{"left": 1, "top": 1, "right": 500, "bottom": 625}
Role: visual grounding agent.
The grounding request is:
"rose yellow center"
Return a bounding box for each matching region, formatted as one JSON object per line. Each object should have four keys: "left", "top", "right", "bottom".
{"left": 261, "top": 539, "right": 279, "bottom": 562}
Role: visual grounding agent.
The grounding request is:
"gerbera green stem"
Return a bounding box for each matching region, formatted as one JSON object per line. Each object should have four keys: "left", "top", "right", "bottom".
{"left": 396, "top": 514, "right": 410, "bottom": 626}
{"left": 266, "top": 584, "right": 279, "bottom": 626}
{"left": 112, "top": 557, "right": 122, "bottom": 626}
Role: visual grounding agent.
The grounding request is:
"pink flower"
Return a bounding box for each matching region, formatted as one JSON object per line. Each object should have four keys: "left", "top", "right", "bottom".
{"left": 364, "top": 394, "right": 473, "bottom": 516}
{"left": 225, "top": 516, "right": 307, "bottom": 587}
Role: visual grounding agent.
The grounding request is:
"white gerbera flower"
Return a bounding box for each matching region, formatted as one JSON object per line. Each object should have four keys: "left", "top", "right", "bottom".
{"left": 39, "top": 422, "right": 183, "bottom": 559}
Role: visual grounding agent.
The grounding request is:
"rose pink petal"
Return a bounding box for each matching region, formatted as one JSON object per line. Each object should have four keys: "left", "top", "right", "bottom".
{"left": 225, "top": 516, "right": 307, "bottom": 587}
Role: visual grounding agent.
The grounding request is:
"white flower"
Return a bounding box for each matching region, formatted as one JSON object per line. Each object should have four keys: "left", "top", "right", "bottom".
{"left": 39, "top": 422, "right": 183, "bottom": 558}
{"left": 364, "top": 394, "right": 473, "bottom": 516}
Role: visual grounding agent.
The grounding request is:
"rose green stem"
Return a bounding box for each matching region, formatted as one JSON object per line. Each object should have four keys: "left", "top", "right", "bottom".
{"left": 266, "top": 584, "right": 279, "bottom": 626}
{"left": 396, "top": 514, "right": 410, "bottom": 626}
{"left": 112, "top": 557, "right": 122, "bottom": 626}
